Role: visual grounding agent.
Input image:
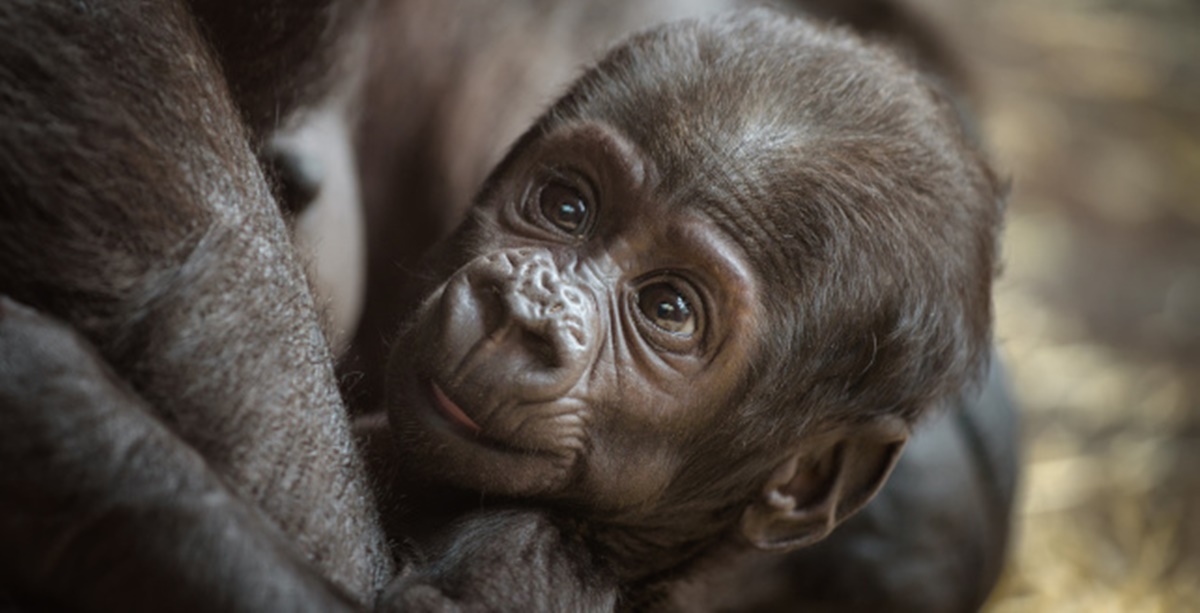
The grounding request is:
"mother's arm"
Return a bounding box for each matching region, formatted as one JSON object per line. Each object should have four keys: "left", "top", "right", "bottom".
{"left": 0, "top": 0, "right": 389, "bottom": 601}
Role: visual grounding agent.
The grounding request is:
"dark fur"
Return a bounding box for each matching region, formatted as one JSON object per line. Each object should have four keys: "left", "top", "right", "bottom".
{"left": 0, "top": 0, "right": 390, "bottom": 603}
{"left": 0, "top": 298, "right": 359, "bottom": 612}
{"left": 191, "top": 0, "right": 371, "bottom": 138}
{"left": 379, "top": 510, "right": 618, "bottom": 612}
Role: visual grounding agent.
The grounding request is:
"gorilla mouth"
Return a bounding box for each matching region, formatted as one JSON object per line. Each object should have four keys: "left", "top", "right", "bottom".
{"left": 429, "top": 381, "right": 482, "bottom": 433}
{"left": 416, "top": 378, "right": 573, "bottom": 459}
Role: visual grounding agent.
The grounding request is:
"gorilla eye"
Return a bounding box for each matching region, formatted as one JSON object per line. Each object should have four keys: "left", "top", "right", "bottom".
{"left": 637, "top": 282, "right": 695, "bottom": 336}
{"left": 538, "top": 182, "right": 589, "bottom": 234}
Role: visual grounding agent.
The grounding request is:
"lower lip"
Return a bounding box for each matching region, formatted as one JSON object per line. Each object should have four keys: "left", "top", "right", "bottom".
{"left": 428, "top": 381, "right": 482, "bottom": 434}
{"left": 412, "top": 378, "right": 560, "bottom": 459}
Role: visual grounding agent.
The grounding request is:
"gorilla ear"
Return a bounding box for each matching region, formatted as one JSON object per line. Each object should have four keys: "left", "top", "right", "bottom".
{"left": 739, "top": 416, "right": 909, "bottom": 552}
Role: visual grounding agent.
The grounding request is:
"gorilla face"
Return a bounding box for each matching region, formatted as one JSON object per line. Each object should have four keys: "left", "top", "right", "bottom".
{"left": 388, "top": 121, "right": 764, "bottom": 512}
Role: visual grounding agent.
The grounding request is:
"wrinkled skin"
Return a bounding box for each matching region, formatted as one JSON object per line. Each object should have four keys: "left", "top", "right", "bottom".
{"left": 388, "top": 121, "right": 764, "bottom": 508}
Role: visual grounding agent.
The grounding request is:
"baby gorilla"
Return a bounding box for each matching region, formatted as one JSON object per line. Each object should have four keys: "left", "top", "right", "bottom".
{"left": 374, "top": 8, "right": 1003, "bottom": 606}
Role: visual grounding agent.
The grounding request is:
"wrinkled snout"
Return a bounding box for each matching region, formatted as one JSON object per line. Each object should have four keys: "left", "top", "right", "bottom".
{"left": 437, "top": 248, "right": 599, "bottom": 400}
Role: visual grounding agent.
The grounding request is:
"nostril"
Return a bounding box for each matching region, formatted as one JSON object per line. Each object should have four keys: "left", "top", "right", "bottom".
{"left": 471, "top": 288, "right": 563, "bottom": 369}
{"left": 520, "top": 327, "right": 561, "bottom": 369}
{"left": 461, "top": 249, "right": 590, "bottom": 375}
{"left": 537, "top": 269, "right": 555, "bottom": 294}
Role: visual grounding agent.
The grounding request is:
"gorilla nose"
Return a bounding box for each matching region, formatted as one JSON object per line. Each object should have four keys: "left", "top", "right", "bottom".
{"left": 451, "top": 248, "right": 596, "bottom": 395}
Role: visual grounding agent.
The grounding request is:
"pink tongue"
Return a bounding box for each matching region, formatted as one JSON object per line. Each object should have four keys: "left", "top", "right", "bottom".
{"left": 431, "top": 382, "right": 482, "bottom": 433}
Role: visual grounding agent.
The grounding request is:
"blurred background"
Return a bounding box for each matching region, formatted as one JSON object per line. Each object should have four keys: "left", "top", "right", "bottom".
{"left": 911, "top": 0, "right": 1200, "bottom": 609}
